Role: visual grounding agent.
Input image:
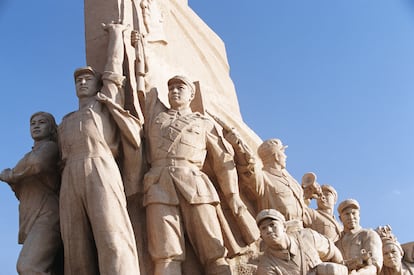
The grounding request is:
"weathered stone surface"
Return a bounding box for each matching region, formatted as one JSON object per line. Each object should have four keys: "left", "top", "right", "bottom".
{"left": 0, "top": 112, "right": 62, "bottom": 275}
{"left": 2, "top": 1, "right": 412, "bottom": 275}
{"left": 84, "top": 0, "right": 262, "bottom": 153}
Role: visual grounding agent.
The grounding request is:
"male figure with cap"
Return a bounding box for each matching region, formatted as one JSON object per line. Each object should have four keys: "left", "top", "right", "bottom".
{"left": 141, "top": 75, "right": 246, "bottom": 275}
{"left": 305, "top": 183, "right": 343, "bottom": 242}
{"left": 58, "top": 22, "right": 141, "bottom": 275}
{"left": 256, "top": 208, "right": 346, "bottom": 275}
{"left": 336, "top": 199, "right": 383, "bottom": 275}
{"left": 224, "top": 136, "right": 310, "bottom": 223}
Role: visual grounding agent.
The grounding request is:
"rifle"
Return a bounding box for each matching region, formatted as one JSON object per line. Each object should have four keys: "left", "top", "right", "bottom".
{"left": 206, "top": 110, "right": 255, "bottom": 168}
{"left": 343, "top": 249, "right": 373, "bottom": 271}
{"left": 125, "top": 0, "right": 147, "bottom": 122}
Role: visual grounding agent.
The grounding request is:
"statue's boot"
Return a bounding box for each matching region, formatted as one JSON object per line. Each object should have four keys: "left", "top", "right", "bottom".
{"left": 205, "top": 258, "right": 231, "bottom": 275}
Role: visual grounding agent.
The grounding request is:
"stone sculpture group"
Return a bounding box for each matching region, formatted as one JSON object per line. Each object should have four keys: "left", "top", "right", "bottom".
{"left": 1, "top": 1, "right": 413, "bottom": 275}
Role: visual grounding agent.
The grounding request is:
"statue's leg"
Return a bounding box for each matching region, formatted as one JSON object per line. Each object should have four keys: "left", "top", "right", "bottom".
{"left": 180, "top": 201, "right": 231, "bottom": 275}
{"left": 146, "top": 203, "right": 184, "bottom": 275}
{"left": 60, "top": 165, "right": 99, "bottom": 275}
{"left": 85, "top": 157, "right": 140, "bottom": 275}
{"left": 16, "top": 210, "right": 61, "bottom": 275}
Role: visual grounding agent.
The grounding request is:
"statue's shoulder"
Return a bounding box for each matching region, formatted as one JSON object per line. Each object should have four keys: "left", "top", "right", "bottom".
{"left": 61, "top": 111, "right": 76, "bottom": 122}
{"left": 192, "top": 113, "right": 217, "bottom": 132}
{"left": 190, "top": 111, "right": 208, "bottom": 120}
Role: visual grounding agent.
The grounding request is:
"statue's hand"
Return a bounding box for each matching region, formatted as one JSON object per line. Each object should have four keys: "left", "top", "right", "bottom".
{"left": 224, "top": 128, "right": 243, "bottom": 149}
{"left": 102, "top": 20, "right": 129, "bottom": 33}
{"left": 0, "top": 168, "right": 12, "bottom": 182}
{"left": 303, "top": 185, "right": 316, "bottom": 200}
{"left": 227, "top": 193, "right": 246, "bottom": 216}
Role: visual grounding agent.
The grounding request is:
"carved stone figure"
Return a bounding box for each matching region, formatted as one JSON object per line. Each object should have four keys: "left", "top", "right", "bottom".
{"left": 376, "top": 225, "right": 414, "bottom": 275}
{"left": 255, "top": 208, "right": 347, "bottom": 275}
{"left": 141, "top": 75, "right": 247, "bottom": 275}
{"left": 58, "top": 22, "right": 141, "bottom": 275}
{"left": 302, "top": 173, "right": 342, "bottom": 242}
{"left": 140, "top": 0, "right": 167, "bottom": 43}
{"left": 336, "top": 199, "right": 383, "bottom": 275}
{"left": 84, "top": 0, "right": 263, "bottom": 160}
{"left": 0, "top": 112, "right": 62, "bottom": 275}
{"left": 401, "top": 242, "right": 414, "bottom": 264}
{"left": 228, "top": 137, "right": 309, "bottom": 223}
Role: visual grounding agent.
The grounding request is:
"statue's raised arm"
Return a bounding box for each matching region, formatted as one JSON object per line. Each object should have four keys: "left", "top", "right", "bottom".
{"left": 58, "top": 21, "right": 141, "bottom": 275}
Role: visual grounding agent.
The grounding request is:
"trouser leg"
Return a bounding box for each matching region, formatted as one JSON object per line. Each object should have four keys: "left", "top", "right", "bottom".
{"left": 179, "top": 201, "right": 231, "bottom": 275}
{"left": 60, "top": 177, "right": 99, "bottom": 275}
{"left": 17, "top": 223, "right": 61, "bottom": 275}
{"left": 146, "top": 203, "right": 185, "bottom": 275}
{"left": 84, "top": 159, "right": 140, "bottom": 275}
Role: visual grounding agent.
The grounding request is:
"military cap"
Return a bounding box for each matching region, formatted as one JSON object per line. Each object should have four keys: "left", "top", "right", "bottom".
{"left": 321, "top": 184, "right": 338, "bottom": 202}
{"left": 167, "top": 75, "right": 195, "bottom": 93}
{"left": 73, "top": 66, "right": 99, "bottom": 80}
{"left": 257, "top": 139, "right": 288, "bottom": 162}
{"left": 337, "top": 198, "right": 360, "bottom": 214}
{"left": 256, "top": 209, "right": 286, "bottom": 226}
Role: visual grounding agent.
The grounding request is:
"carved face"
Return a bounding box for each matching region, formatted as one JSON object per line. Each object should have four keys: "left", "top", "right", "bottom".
{"left": 383, "top": 243, "right": 403, "bottom": 269}
{"left": 339, "top": 207, "right": 360, "bottom": 231}
{"left": 168, "top": 81, "right": 194, "bottom": 110}
{"left": 275, "top": 149, "right": 287, "bottom": 169}
{"left": 75, "top": 73, "right": 99, "bottom": 98}
{"left": 30, "top": 114, "right": 52, "bottom": 141}
{"left": 317, "top": 190, "right": 335, "bottom": 211}
{"left": 259, "top": 218, "right": 287, "bottom": 249}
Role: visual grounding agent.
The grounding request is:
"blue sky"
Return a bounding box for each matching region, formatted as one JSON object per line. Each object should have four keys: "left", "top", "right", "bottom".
{"left": 1, "top": 1, "right": 413, "bottom": 273}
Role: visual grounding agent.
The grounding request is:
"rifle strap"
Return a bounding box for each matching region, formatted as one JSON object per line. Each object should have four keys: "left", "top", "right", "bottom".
{"left": 294, "top": 232, "right": 308, "bottom": 275}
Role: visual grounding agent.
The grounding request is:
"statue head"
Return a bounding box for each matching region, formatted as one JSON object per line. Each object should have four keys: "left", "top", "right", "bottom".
{"left": 30, "top": 111, "right": 58, "bottom": 142}
{"left": 317, "top": 184, "right": 338, "bottom": 211}
{"left": 338, "top": 199, "right": 361, "bottom": 231}
{"left": 376, "top": 225, "right": 404, "bottom": 270}
{"left": 382, "top": 239, "right": 404, "bottom": 269}
{"left": 256, "top": 209, "right": 288, "bottom": 249}
{"left": 167, "top": 75, "right": 195, "bottom": 110}
{"left": 74, "top": 66, "right": 101, "bottom": 99}
{"left": 257, "top": 139, "right": 288, "bottom": 168}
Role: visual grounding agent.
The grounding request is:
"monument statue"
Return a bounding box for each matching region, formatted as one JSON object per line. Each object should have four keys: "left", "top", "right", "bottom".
{"left": 139, "top": 74, "right": 251, "bottom": 275}
{"left": 58, "top": 22, "right": 141, "bottom": 275}
{"left": 3, "top": 1, "right": 414, "bottom": 275}
{"left": 336, "top": 199, "right": 383, "bottom": 275}
{"left": 227, "top": 137, "right": 309, "bottom": 223}
{"left": 0, "top": 112, "right": 62, "bottom": 275}
{"left": 225, "top": 132, "right": 343, "bottom": 241}
{"left": 401, "top": 242, "right": 414, "bottom": 264}
{"left": 302, "top": 173, "right": 343, "bottom": 242}
{"left": 255, "top": 208, "right": 347, "bottom": 275}
{"left": 83, "top": 0, "right": 262, "bottom": 154}
{"left": 376, "top": 225, "right": 414, "bottom": 275}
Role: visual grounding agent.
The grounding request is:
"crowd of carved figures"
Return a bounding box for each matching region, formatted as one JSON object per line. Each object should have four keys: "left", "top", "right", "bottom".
{"left": 1, "top": 22, "right": 413, "bottom": 275}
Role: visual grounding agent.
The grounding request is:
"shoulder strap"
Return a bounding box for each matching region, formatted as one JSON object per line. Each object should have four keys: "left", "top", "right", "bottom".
{"left": 166, "top": 113, "right": 200, "bottom": 152}
{"left": 293, "top": 232, "right": 308, "bottom": 275}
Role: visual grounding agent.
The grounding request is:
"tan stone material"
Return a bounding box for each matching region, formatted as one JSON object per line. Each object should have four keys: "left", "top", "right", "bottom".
{"left": 302, "top": 173, "right": 343, "bottom": 242}
{"left": 256, "top": 209, "right": 346, "bottom": 275}
{"left": 5, "top": 1, "right": 414, "bottom": 274}
{"left": 336, "top": 199, "right": 383, "bottom": 274}
{"left": 376, "top": 225, "right": 414, "bottom": 275}
{"left": 58, "top": 23, "right": 141, "bottom": 275}
{"left": 140, "top": 74, "right": 253, "bottom": 274}
{"left": 0, "top": 112, "right": 62, "bottom": 274}
{"left": 84, "top": 0, "right": 262, "bottom": 158}
{"left": 226, "top": 136, "right": 309, "bottom": 222}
